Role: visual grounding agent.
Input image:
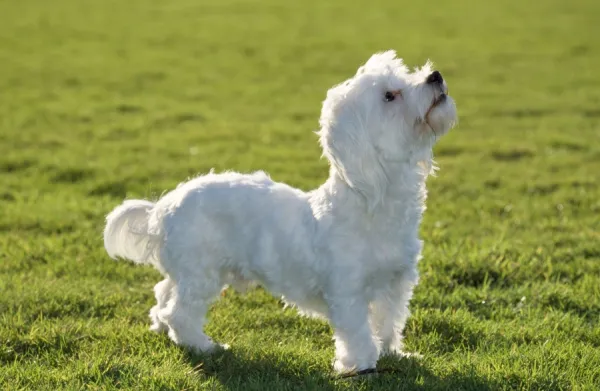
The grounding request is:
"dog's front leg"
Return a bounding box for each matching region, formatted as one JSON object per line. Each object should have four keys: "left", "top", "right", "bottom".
{"left": 370, "top": 269, "right": 418, "bottom": 356}
{"left": 327, "top": 295, "right": 378, "bottom": 374}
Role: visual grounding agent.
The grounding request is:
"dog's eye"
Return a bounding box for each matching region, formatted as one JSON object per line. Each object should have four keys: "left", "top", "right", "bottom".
{"left": 384, "top": 92, "right": 395, "bottom": 102}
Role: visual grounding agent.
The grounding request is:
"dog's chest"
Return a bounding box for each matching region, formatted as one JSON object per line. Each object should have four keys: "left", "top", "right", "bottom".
{"left": 329, "top": 217, "right": 420, "bottom": 269}
{"left": 349, "top": 204, "right": 423, "bottom": 266}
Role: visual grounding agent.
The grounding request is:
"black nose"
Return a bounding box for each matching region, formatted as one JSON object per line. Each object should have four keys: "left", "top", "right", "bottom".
{"left": 426, "top": 70, "right": 443, "bottom": 84}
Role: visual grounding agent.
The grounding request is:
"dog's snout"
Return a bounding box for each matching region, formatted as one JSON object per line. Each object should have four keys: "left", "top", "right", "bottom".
{"left": 426, "top": 70, "right": 443, "bottom": 85}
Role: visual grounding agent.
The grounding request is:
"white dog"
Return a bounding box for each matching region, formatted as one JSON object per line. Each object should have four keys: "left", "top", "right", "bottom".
{"left": 104, "top": 50, "right": 457, "bottom": 374}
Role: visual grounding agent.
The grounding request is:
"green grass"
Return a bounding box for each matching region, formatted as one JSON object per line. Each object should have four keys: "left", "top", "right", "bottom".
{"left": 1, "top": 0, "right": 599, "bottom": 389}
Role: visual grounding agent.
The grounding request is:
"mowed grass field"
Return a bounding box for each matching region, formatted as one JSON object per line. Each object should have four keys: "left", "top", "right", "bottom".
{"left": 1, "top": 0, "right": 599, "bottom": 389}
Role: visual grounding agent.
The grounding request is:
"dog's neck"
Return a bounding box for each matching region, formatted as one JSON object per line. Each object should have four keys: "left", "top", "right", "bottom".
{"left": 316, "top": 152, "right": 432, "bottom": 217}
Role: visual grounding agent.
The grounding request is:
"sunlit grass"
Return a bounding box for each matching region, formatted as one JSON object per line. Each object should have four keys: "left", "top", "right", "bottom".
{"left": 1, "top": 0, "right": 599, "bottom": 389}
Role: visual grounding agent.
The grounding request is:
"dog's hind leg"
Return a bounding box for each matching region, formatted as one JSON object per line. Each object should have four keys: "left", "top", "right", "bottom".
{"left": 149, "top": 278, "right": 174, "bottom": 333}
{"left": 158, "top": 270, "right": 227, "bottom": 353}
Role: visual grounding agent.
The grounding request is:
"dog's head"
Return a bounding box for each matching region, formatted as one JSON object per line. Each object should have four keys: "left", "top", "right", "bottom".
{"left": 318, "top": 50, "right": 457, "bottom": 209}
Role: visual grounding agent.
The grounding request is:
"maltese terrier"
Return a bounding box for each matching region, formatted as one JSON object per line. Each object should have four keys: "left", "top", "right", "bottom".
{"left": 104, "top": 50, "right": 457, "bottom": 374}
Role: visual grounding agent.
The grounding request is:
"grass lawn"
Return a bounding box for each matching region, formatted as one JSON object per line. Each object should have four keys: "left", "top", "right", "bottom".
{"left": 1, "top": 0, "right": 599, "bottom": 389}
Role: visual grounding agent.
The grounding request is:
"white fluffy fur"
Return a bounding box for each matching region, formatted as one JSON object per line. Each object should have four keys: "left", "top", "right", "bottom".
{"left": 104, "top": 50, "right": 457, "bottom": 374}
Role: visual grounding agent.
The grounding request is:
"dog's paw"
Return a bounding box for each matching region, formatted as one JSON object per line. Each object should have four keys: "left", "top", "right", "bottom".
{"left": 149, "top": 322, "right": 169, "bottom": 334}
{"left": 333, "top": 357, "right": 377, "bottom": 375}
{"left": 380, "top": 348, "right": 423, "bottom": 360}
{"left": 379, "top": 339, "right": 405, "bottom": 357}
{"left": 333, "top": 359, "right": 356, "bottom": 375}
{"left": 379, "top": 338, "right": 422, "bottom": 359}
{"left": 404, "top": 351, "right": 423, "bottom": 359}
{"left": 189, "top": 341, "right": 230, "bottom": 355}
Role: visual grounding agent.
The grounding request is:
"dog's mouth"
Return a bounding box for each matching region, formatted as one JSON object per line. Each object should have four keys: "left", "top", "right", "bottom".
{"left": 424, "top": 88, "right": 449, "bottom": 129}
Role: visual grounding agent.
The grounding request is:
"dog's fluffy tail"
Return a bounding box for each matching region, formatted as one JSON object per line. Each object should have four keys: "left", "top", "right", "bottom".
{"left": 104, "top": 199, "right": 160, "bottom": 265}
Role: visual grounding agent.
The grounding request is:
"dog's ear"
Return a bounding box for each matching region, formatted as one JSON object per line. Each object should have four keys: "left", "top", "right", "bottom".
{"left": 318, "top": 102, "right": 388, "bottom": 212}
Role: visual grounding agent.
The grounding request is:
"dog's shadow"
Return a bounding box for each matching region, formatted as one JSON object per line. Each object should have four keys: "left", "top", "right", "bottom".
{"left": 184, "top": 348, "right": 499, "bottom": 391}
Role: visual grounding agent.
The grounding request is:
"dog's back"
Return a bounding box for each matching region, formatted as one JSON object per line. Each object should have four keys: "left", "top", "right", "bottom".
{"left": 153, "top": 171, "right": 319, "bottom": 296}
